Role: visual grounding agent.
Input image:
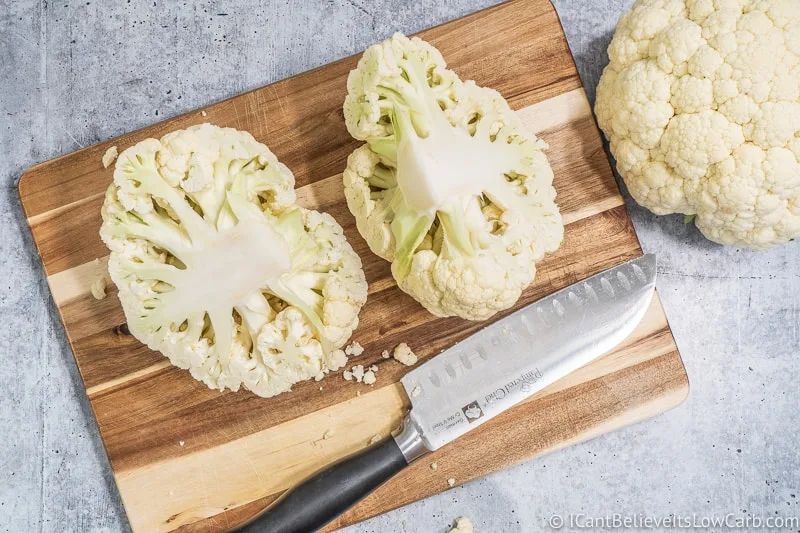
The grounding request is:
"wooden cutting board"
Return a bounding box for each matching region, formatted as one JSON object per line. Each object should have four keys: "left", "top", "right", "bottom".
{"left": 19, "top": 1, "right": 689, "bottom": 531}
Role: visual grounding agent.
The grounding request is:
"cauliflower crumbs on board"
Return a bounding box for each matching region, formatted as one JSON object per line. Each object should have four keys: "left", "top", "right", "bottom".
{"left": 101, "top": 146, "right": 118, "bottom": 168}
{"left": 411, "top": 386, "right": 421, "bottom": 398}
{"left": 381, "top": 349, "right": 390, "bottom": 359}
{"left": 323, "top": 429, "right": 334, "bottom": 440}
{"left": 393, "top": 343, "right": 418, "bottom": 366}
{"left": 447, "top": 478, "right": 456, "bottom": 487}
{"left": 431, "top": 462, "right": 438, "bottom": 471}
{"left": 344, "top": 341, "right": 364, "bottom": 356}
{"left": 90, "top": 277, "right": 107, "bottom": 300}
{"left": 363, "top": 370, "right": 376, "bottom": 385}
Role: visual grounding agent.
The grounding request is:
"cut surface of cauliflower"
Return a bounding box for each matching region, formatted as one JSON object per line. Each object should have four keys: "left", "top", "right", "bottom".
{"left": 595, "top": 0, "right": 800, "bottom": 249}
{"left": 343, "top": 33, "right": 563, "bottom": 320}
{"left": 100, "top": 124, "right": 367, "bottom": 398}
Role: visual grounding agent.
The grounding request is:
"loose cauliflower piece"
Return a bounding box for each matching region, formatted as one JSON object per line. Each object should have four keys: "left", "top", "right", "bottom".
{"left": 343, "top": 33, "right": 563, "bottom": 320}
{"left": 449, "top": 517, "right": 474, "bottom": 533}
{"left": 102, "top": 145, "right": 118, "bottom": 168}
{"left": 596, "top": 0, "right": 800, "bottom": 249}
{"left": 90, "top": 277, "right": 107, "bottom": 300}
{"left": 100, "top": 124, "right": 367, "bottom": 398}
{"left": 392, "top": 342, "right": 417, "bottom": 366}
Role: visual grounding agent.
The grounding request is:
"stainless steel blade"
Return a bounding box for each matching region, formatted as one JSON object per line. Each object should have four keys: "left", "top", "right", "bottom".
{"left": 400, "top": 254, "right": 657, "bottom": 451}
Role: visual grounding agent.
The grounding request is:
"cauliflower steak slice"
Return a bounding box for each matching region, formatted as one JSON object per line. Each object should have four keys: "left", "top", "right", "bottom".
{"left": 343, "top": 33, "right": 563, "bottom": 320}
{"left": 100, "top": 124, "right": 367, "bottom": 397}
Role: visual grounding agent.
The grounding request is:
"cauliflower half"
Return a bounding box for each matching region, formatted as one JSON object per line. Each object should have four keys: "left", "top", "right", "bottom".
{"left": 100, "top": 124, "right": 367, "bottom": 397}
{"left": 596, "top": 0, "right": 800, "bottom": 249}
{"left": 343, "top": 33, "right": 563, "bottom": 320}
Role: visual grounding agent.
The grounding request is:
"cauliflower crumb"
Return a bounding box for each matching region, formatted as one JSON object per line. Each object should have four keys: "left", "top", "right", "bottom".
{"left": 90, "top": 277, "right": 107, "bottom": 300}
{"left": 356, "top": 391, "right": 361, "bottom": 397}
{"left": 179, "top": 441, "right": 184, "bottom": 447}
{"left": 363, "top": 370, "right": 376, "bottom": 385}
{"left": 369, "top": 434, "right": 382, "bottom": 445}
{"left": 323, "top": 429, "right": 334, "bottom": 440}
{"left": 201, "top": 110, "right": 207, "bottom": 117}
{"left": 345, "top": 341, "right": 364, "bottom": 356}
{"left": 369, "top": 365, "right": 378, "bottom": 372}
{"left": 343, "top": 370, "right": 354, "bottom": 381}
{"left": 328, "top": 349, "right": 347, "bottom": 371}
{"left": 314, "top": 372, "right": 325, "bottom": 382}
{"left": 447, "top": 478, "right": 456, "bottom": 487}
{"left": 381, "top": 349, "right": 390, "bottom": 359}
{"left": 411, "top": 385, "right": 421, "bottom": 398}
{"left": 319, "top": 386, "right": 323, "bottom": 391}
{"left": 101, "top": 145, "right": 118, "bottom": 168}
{"left": 393, "top": 343, "right": 417, "bottom": 366}
{"left": 449, "top": 517, "right": 473, "bottom": 533}
{"left": 351, "top": 365, "right": 365, "bottom": 382}
{"left": 431, "top": 462, "right": 438, "bottom": 471}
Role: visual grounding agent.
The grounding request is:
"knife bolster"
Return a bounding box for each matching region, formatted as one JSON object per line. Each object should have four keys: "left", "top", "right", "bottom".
{"left": 393, "top": 414, "right": 431, "bottom": 463}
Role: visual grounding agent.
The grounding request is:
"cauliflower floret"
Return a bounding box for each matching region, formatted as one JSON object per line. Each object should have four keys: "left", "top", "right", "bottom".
{"left": 596, "top": 0, "right": 800, "bottom": 249}
{"left": 100, "top": 124, "right": 367, "bottom": 398}
{"left": 342, "top": 33, "right": 563, "bottom": 320}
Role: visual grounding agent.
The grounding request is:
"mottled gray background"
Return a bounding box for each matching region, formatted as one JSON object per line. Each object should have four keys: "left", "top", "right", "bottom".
{"left": 1, "top": 1, "right": 798, "bottom": 532}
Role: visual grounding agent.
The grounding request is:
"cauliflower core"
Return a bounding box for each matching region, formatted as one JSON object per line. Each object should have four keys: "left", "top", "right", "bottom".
{"left": 100, "top": 124, "right": 367, "bottom": 397}
{"left": 596, "top": 0, "right": 800, "bottom": 249}
{"left": 343, "top": 33, "right": 563, "bottom": 320}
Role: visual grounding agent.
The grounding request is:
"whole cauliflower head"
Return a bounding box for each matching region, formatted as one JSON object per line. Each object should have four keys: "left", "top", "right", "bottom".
{"left": 596, "top": 0, "right": 800, "bottom": 249}
{"left": 100, "top": 124, "right": 367, "bottom": 398}
{"left": 343, "top": 33, "right": 563, "bottom": 320}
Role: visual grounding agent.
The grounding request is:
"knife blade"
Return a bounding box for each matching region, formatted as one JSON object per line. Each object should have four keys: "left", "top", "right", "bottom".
{"left": 238, "top": 254, "right": 657, "bottom": 533}
{"left": 399, "top": 253, "right": 657, "bottom": 452}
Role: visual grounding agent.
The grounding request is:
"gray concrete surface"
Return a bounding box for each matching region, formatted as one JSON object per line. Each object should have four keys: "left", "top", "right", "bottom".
{"left": 1, "top": 1, "right": 798, "bottom": 532}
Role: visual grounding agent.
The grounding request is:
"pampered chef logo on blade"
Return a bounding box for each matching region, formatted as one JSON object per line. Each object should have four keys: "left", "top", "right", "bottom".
{"left": 485, "top": 368, "right": 543, "bottom": 404}
{"left": 461, "top": 401, "right": 484, "bottom": 423}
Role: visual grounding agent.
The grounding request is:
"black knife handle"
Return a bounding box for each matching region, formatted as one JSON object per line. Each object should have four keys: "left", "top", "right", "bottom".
{"left": 237, "top": 436, "right": 409, "bottom": 533}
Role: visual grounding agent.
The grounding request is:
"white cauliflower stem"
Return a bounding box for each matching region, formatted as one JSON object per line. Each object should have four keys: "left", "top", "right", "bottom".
{"left": 100, "top": 124, "right": 367, "bottom": 397}
{"left": 343, "top": 33, "right": 563, "bottom": 320}
{"left": 596, "top": 0, "right": 800, "bottom": 249}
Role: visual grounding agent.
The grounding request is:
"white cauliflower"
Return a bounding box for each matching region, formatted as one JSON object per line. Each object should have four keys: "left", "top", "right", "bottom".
{"left": 343, "top": 33, "right": 563, "bottom": 320}
{"left": 449, "top": 517, "right": 474, "bottom": 533}
{"left": 100, "top": 124, "right": 367, "bottom": 398}
{"left": 595, "top": 0, "right": 800, "bottom": 249}
{"left": 392, "top": 342, "right": 417, "bottom": 366}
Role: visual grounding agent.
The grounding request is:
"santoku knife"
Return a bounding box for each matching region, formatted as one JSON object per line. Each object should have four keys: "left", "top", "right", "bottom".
{"left": 239, "top": 254, "right": 657, "bottom": 533}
